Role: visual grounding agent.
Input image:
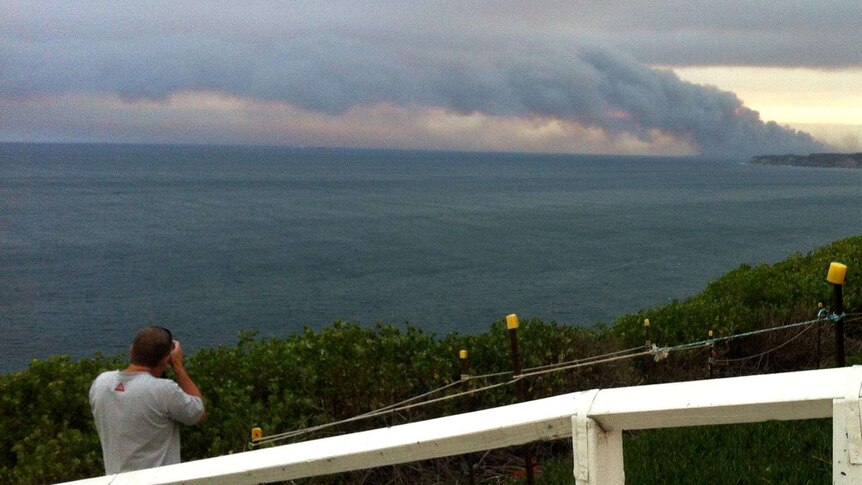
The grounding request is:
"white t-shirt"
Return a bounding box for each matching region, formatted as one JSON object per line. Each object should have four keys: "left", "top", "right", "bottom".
{"left": 89, "top": 370, "right": 205, "bottom": 474}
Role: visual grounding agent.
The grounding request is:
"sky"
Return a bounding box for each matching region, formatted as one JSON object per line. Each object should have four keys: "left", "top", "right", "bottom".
{"left": 2, "top": 1, "right": 860, "bottom": 158}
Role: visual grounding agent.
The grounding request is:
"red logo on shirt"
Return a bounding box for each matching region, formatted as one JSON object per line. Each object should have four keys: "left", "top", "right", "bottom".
{"left": 114, "top": 383, "right": 125, "bottom": 392}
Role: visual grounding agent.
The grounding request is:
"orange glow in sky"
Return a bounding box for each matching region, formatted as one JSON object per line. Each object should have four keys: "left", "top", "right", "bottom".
{"left": 670, "top": 66, "right": 862, "bottom": 150}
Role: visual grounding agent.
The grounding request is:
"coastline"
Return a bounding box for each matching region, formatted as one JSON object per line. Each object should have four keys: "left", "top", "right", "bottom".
{"left": 750, "top": 152, "right": 862, "bottom": 169}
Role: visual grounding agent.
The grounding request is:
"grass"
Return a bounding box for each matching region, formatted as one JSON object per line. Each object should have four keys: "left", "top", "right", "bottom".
{"left": 519, "top": 420, "right": 832, "bottom": 484}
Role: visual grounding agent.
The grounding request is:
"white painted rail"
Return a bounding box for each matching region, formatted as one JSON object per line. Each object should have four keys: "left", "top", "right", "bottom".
{"left": 62, "top": 366, "right": 862, "bottom": 484}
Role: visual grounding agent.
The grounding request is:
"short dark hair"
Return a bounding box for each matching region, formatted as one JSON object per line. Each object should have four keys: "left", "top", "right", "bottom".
{"left": 130, "top": 327, "right": 173, "bottom": 368}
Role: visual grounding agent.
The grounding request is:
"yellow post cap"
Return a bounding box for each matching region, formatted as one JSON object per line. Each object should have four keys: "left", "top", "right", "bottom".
{"left": 251, "top": 427, "right": 263, "bottom": 441}
{"left": 643, "top": 318, "right": 650, "bottom": 327}
{"left": 506, "top": 314, "right": 520, "bottom": 329}
{"left": 827, "top": 262, "right": 848, "bottom": 285}
{"left": 459, "top": 349, "right": 468, "bottom": 359}
{"left": 708, "top": 330, "right": 714, "bottom": 338}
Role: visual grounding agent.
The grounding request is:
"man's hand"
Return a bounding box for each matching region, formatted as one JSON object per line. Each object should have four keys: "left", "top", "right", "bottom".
{"left": 169, "top": 339, "right": 184, "bottom": 370}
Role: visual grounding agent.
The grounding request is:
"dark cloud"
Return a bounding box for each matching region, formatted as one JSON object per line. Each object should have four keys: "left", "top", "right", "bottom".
{"left": 1, "top": 1, "right": 847, "bottom": 155}
{"left": 411, "top": 1, "right": 862, "bottom": 68}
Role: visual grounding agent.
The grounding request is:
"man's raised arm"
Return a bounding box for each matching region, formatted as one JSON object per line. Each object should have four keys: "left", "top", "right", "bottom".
{"left": 169, "top": 340, "right": 207, "bottom": 423}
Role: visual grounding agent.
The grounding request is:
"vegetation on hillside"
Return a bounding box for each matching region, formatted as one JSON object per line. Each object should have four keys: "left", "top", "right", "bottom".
{"left": 1, "top": 235, "right": 861, "bottom": 484}
{"left": 751, "top": 153, "right": 862, "bottom": 169}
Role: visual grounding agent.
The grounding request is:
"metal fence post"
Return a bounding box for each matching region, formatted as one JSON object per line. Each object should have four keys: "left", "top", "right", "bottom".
{"left": 828, "top": 262, "right": 848, "bottom": 367}
{"left": 507, "top": 314, "right": 535, "bottom": 485}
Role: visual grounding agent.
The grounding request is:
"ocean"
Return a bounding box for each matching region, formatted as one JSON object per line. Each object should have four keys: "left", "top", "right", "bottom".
{"left": 2, "top": 143, "right": 861, "bottom": 373}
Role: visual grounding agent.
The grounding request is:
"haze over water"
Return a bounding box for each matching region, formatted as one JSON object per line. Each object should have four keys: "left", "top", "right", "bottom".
{"left": 2, "top": 143, "right": 861, "bottom": 373}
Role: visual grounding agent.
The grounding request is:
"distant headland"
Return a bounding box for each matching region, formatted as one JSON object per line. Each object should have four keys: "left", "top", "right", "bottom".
{"left": 750, "top": 153, "right": 862, "bottom": 169}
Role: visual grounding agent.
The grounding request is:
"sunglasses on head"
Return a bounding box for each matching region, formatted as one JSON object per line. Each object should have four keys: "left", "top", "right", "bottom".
{"left": 154, "top": 326, "right": 173, "bottom": 349}
{"left": 152, "top": 327, "right": 174, "bottom": 377}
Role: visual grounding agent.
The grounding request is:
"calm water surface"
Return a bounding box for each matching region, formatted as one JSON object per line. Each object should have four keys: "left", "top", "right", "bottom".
{"left": 1, "top": 143, "right": 861, "bottom": 372}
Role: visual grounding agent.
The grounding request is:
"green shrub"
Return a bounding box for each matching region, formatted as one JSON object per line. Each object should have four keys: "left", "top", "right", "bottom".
{"left": 2, "top": 234, "right": 861, "bottom": 483}
{"left": 0, "top": 354, "right": 123, "bottom": 484}
{"left": 612, "top": 234, "right": 862, "bottom": 347}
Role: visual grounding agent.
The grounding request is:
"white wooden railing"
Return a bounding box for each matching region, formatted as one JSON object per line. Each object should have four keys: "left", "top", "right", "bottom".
{"left": 62, "top": 366, "right": 862, "bottom": 484}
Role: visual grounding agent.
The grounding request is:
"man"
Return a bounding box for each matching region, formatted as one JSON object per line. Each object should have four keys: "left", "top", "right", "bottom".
{"left": 89, "top": 327, "right": 206, "bottom": 474}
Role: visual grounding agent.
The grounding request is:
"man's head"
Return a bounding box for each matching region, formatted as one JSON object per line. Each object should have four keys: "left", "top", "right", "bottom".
{"left": 130, "top": 327, "right": 174, "bottom": 368}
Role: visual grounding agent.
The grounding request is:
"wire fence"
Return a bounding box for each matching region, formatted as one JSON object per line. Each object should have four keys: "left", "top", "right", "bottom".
{"left": 250, "top": 311, "right": 857, "bottom": 448}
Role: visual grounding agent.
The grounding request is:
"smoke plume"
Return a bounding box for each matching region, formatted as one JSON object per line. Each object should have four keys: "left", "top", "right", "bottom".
{"left": 1, "top": 24, "right": 830, "bottom": 156}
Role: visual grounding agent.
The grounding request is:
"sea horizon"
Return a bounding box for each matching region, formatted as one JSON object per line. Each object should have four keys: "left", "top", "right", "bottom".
{"left": 0, "top": 140, "right": 741, "bottom": 162}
